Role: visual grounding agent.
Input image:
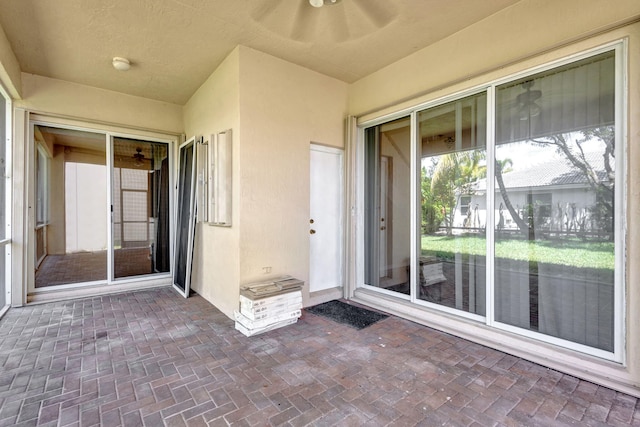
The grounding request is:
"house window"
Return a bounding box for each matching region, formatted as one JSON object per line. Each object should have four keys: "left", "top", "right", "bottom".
{"left": 459, "top": 195, "right": 472, "bottom": 216}
{"left": 525, "top": 193, "right": 552, "bottom": 231}
{"left": 360, "top": 44, "right": 623, "bottom": 359}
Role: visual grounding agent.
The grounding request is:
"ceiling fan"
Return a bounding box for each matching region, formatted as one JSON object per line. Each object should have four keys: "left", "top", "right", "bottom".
{"left": 516, "top": 80, "right": 542, "bottom": 121}
{"left": 133, "top": 147, "right": 146, "bottom": 167}
{"left": 252, "top": 0, "right": 396, "bottom": 42}
{"left": 309, "top": 0, "right": 340, "bottom": 7}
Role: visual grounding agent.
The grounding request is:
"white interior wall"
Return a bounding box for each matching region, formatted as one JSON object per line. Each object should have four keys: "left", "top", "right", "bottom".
{"left": 48, "top": 145, "right": 65, "bottom": 254}
{"left": 380, "top": 130, "right": 411, "bottom": 285}
{"left": 64, "top": 161, "right": 107, "bottom": 253}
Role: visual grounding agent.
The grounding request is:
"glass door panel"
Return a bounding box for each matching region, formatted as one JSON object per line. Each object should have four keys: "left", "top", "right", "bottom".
{"left": 418, "top": 93, "right": 487, "bottom": 315}
{"left": 34, "top": 126, "right": 108, "bottom": 287}
{"left": 494, "top": 51, "right": 615, "bottom": 351}
{"left": 112, "top": 138, "right": 170, "bottom": 279}
{"left": 364, "top": 116, "right": 411, "bottom": 295}
{"left": 0, "top": 94, "right": 7, "bottom": 307}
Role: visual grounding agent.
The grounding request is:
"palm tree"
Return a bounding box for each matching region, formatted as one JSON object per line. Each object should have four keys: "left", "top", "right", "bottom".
{"left": 429, "top": 149, "right": 487, "bottom": 234}
{"left": 430, "top": 153, "right": 459, "bottom": 234}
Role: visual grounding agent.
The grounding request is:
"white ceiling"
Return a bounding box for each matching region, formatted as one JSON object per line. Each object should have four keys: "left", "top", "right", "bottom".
{"left": 0, "top": 0, "right": 522, "bottom": 105}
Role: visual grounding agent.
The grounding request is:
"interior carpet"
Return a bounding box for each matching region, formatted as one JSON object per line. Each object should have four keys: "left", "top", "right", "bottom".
{"left": 306, "top": 300, "right": 388, "bottom": 329}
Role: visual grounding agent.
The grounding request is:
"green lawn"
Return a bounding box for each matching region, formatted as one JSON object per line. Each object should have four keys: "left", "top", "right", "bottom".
{"left": 421, "top": 234, "right": 615, "bottom": 270}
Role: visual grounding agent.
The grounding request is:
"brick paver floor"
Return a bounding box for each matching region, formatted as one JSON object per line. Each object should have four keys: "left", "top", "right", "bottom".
{"left": 0, "top": 288, "right": 638, "bottom": 426}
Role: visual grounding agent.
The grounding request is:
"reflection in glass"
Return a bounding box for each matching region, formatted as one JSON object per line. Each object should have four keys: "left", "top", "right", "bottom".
{"left": 364, "top": 116, "right": 411, "bottom": 295}
{"left": 419, "top": 93, "right": 487, "bottom": 314}
{"left": 494, "top": 51, "right": 615, "bottom": 351}
{"left": 113, "top": 138, "right": 170, "bottom": 279}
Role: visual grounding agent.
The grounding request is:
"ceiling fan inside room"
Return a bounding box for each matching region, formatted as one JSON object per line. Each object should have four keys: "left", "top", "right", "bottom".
{"left": 516, "top": 80, "right": 542, "bottom": 121}
{"left": 251, "top": 0, "right": 397, "bottom": 43}
{"left": 133, "top": 147, "right": 147, "bottom": 167}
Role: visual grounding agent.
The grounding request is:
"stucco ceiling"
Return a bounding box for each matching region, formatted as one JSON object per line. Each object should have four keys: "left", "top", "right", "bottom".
{"left": 0, "top": 0, "right": 521, "bottom": 105}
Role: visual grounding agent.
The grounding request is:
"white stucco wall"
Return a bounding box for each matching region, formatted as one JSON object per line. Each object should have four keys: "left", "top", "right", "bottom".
{"left": 183, "top": 46, "right": 348, "bottom": 318}
{"left": 17, "top": 74, "right": 183, "bottom": 134}
{"left": 237, "top": 46, "right": 348, "bottom": 309}
{"left": 348, "top": 0, "right": 640, "bottom": 397}
{"left": 183, "top": 47, "right": 241, "bottom": 318}
{"left": 0, "top": 22, "right": 20, "bottom": 99}
{"left": 349, "top": 0, "right": 640, "bottom": 118}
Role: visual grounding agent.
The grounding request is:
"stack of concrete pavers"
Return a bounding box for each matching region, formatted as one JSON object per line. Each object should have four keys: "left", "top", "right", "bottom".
{"left": 234, "top": 276, "right": 303, "bottom": 337}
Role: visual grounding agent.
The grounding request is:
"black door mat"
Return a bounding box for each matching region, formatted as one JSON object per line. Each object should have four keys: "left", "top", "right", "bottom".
{"left": 306, "top": 300, "right": 388, "bottom": 329}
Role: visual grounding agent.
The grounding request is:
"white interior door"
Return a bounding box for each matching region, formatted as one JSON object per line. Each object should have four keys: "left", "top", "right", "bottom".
{"left": 309, "top": 144, "right": 344, "bottom": 293}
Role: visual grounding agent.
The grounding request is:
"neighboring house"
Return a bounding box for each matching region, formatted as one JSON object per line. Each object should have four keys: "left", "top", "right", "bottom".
{"left": 454, "top": 149, "right": 612, "bottom": 235}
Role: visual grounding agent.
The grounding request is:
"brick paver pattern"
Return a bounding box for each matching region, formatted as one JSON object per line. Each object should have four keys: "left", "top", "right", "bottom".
{"left": 0, "top": 288, "right": 638, "bottom": 426}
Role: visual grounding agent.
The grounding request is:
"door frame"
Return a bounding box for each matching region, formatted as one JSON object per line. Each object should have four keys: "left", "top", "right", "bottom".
{"left": 23, "top": 114, "right": 177, "bottom": 302}
{"left": 309, "top": 143, "right": 345, "bottom": 296}
{"left": 173, "top": 137, "right": 198, "bottom": 298}
{"left": 379, "top": 155, "right": 392, "bottom": 279}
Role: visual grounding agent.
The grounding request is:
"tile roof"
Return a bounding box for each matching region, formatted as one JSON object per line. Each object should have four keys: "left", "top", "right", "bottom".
{"left": 474, "top": 149, "right": 611, "bottom": 191}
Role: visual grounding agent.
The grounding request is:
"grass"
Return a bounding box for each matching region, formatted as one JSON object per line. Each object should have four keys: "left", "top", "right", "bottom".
{"left": 421, "top": 234, "right": 615, "bottom": 270}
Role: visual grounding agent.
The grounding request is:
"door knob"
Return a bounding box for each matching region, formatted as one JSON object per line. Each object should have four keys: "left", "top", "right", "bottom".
{"left": 310, "top": 229, "right": 316, "bottom": 234}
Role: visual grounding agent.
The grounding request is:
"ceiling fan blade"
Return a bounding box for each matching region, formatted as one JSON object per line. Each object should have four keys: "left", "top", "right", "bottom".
{"left": 352, "top": 0, "right": 395, "bottom": 28}
{"left": 290, "top": 0, "right": 316, "bottom": 41}
{"left": 251, "top": 0, "right": 287, "bottom": 23}
{"left": 330, "top": 3, "right": 350, "bottom": 42}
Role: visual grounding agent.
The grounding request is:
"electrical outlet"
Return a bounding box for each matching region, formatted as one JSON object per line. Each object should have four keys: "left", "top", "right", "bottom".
{"left": 262, "top": 266, "right": 271, "bottom": 274}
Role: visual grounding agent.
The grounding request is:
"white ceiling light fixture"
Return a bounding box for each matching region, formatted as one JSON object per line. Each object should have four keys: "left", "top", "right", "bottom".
{"left": 309, "top": 0, "right": 340, "bottom": 7}
{"left": 112, "top": 57, "right": 131, "bottom": 71}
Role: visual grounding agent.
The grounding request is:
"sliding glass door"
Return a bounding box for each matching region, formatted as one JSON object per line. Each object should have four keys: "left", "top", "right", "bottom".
{"left": 360, "top": 45, "right": 623, "bottom": 359}
{"left": 493, "top": 51, "right": 616, "bottom": 352}
{"left": 0, "top": 87, "right": 10, "bottom": 312}
{"left": 34, "top": 126, "right": 108, "bottom": 287}
{"left": 418, "top": 92, "right": 487, "bottom": 315}
{"left": 112, "top": 138, "right": 170, "bottom": 279}
{"left": 364, "top": 116, "right": 411, "bottom": 296}
{"left": 32, "top": 125, "right": 171, "bottom": 290}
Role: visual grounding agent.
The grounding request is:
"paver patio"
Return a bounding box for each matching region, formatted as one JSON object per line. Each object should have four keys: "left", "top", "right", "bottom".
{"left": 0, "top": 287, "right": 638, "bottom": 426}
